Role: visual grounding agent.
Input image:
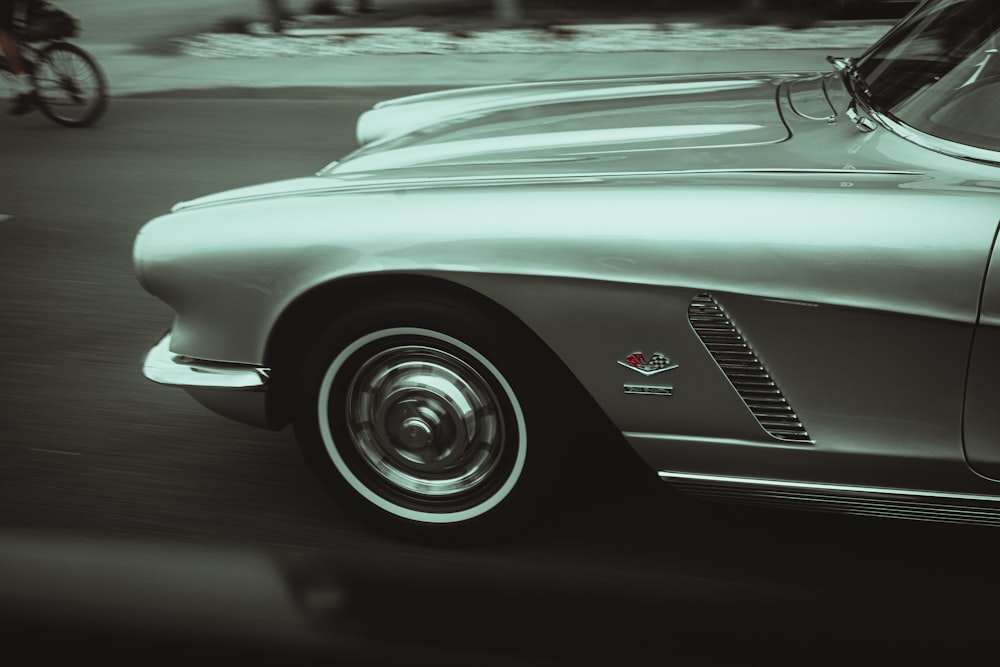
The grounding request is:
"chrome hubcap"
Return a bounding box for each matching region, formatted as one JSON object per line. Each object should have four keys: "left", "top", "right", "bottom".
{"left": 347, "top": 344, "right": 504, "bottom": 498}
{"left": 400, "top": 416, "right": 434, "bottom": 450}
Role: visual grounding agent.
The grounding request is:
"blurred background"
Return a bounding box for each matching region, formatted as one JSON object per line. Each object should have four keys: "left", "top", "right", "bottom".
{"left": 61, "top": 0, "right": 921, "bottom": 48}
{"left": 4, "top": 0, "right": 996, "bottom": 664}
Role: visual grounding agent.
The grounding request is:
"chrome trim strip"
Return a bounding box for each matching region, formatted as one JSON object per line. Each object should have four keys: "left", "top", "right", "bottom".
{"left": 869, "top": 110, "right": 1000, "bottom": 167}
{"left": 658, "top": 471, "right": 1000, "bottom": 504}
{"left": 783, "top": 82, "right": 835, "bottom": 123}
{"left": 318, "top": 167, "right": 923, "bottom": 189}
{"left": 339, "top": 167, "right": 922, "bottom": 184}
{"left": 623, "top": 432, "right": 803, "bottom": 449}
{"left": 142, "top": 332, "right": 270, "bottom": 391}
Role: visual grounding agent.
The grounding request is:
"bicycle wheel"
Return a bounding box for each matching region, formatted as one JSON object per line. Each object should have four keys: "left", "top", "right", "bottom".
{"left": 31, "top": 42, "right": 108, "bottom": 128}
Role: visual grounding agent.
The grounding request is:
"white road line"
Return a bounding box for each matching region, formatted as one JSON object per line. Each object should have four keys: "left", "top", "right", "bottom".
{"left": 0, "top": 215, "right": 11, "bottom": 223}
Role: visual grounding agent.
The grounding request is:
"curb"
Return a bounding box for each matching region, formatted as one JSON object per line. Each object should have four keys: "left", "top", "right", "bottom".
{"left": 248, "top": 19, "right": 897, "bottom": 40}
{"left": 117, "top": 85, "right": 447, "bottom": 99}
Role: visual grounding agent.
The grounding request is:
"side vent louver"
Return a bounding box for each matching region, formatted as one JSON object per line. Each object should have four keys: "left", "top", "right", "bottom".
{"left": 688, "top": 293, "right": 812, "bottom": 443}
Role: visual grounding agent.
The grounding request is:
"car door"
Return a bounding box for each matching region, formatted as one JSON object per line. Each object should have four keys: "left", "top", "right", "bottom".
{"left": 964, "top": 222, "right": 1000, "bottom": 481}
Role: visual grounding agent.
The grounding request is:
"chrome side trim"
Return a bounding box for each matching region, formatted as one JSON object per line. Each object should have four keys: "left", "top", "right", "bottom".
{"left": 320, "top": 167, "right": 923, "bottom": 187}
{"left": 660, "top": 471, "right": 1000, "bottom": 527}
{"left": 623, "top": 432, "right": 801, "bottom": 449}
{"left": 143, "top": 332, "right": 270, "bottom": 391}
{"left": 660, "top": 471, "right": 1000, "bottom": 502}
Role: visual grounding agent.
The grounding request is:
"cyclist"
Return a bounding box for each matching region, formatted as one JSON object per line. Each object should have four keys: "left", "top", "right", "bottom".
{"left": 1, "top": 0, "right": 35, "bottom": 115}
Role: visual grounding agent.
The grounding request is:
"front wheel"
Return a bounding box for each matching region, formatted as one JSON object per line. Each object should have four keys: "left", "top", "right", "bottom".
{"left": 292, "top": 297, "right": 565, "bottom": 540}
{"left": 32, "top": 42, "right": 108, "bottom": 128}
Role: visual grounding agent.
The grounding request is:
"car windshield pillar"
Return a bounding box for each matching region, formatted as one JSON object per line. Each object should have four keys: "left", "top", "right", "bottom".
{"left": 855, "top": 0, "right": 1000, "bottom": 152}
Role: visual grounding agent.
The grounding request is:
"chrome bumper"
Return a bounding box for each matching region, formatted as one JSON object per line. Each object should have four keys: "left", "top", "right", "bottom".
{"left": 142, "top": 331, "right": 270, "bottom": 391}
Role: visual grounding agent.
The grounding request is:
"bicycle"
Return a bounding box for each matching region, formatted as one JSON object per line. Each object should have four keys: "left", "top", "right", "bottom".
{"left": 0, "top": 1, "right": 107, "bottom": 127}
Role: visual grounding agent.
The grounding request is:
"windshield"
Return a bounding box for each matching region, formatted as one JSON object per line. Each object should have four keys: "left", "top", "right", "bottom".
{"left": 856, "top": 0, "right": 1000, "bottom": 152}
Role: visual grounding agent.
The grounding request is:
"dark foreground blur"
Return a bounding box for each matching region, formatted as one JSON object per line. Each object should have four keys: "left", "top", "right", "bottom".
{"left": 2, "top": 527, "right": 993, "bottom": 665}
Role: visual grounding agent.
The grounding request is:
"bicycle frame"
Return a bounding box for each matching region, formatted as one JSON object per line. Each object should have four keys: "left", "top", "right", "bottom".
{"left": 0, "top": 36, "right": 43, "bottom": 76}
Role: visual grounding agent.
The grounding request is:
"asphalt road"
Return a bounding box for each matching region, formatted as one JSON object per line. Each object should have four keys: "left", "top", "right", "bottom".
{"left": 2, "top": 92, "right": 999, "bottom": 662}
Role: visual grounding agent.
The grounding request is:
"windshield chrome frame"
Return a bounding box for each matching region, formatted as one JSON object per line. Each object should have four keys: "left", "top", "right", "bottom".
{"left": 839, "top": 0, "right": 1000, "bottom": 167}
{"left": 867, "top": 109, "right": 1000, "bottom": 166}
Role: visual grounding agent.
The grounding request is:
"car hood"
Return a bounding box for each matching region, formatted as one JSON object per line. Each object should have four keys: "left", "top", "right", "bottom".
{"left": 331, "top": 73, "right": 791, "bottom": 176}
{"left": 169, "top": 72, "right": 923, "bottom": 213}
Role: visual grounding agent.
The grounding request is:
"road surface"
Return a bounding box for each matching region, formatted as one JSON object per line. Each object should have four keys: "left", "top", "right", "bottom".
{"left": 1, "top": 90, "right": 997, "bottom": 662}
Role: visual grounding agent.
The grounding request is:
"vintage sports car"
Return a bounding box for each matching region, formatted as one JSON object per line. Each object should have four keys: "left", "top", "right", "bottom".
{"left": 136, "top": 0, "right": 1000, "bottom": 537}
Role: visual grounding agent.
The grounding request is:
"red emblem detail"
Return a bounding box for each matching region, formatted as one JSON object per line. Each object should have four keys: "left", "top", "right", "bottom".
{"left": 626, "top": 353, "right": 647, "bottom": 368}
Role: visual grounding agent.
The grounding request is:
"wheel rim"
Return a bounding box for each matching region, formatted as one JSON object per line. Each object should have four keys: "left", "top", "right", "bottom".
{"left": 317, "top": 328, "right": 527, "bottom": 523}
{"left": 349, "top": 344, "right": 503, "bottom": 495}
{"left": 34, "top": 46, "right": 103, "bottom": 124}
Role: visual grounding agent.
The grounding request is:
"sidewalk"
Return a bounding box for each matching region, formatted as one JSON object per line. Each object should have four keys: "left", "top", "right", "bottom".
{"left": 20, "top": 0, "right": 897, "bottom": 97}
{"left": 85, "top": 22, "right": 891, "bottom": 98}
{"left": 42, "top": 0, "right": 896, "bottom": 99}
{"left": 87, "top": 46, "right": 862, "bottom": 97}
